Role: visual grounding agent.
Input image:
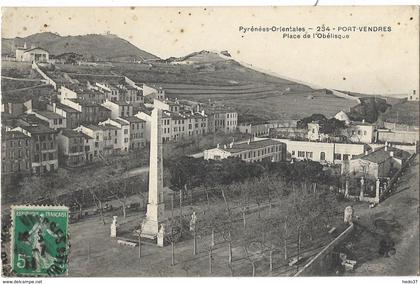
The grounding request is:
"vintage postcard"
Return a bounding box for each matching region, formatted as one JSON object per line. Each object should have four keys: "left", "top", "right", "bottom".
{"left": 0, "top": 5, "right": 419, "bottom": 280}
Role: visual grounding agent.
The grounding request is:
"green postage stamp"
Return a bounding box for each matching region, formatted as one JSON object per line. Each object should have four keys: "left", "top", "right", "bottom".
{"left": 11, "top": 205, "right": 69, "bottom": 276}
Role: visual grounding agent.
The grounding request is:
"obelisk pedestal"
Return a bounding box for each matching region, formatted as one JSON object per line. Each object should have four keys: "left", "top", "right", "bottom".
{"left": 141, "top": 107, "right": 166, "bottom": 241}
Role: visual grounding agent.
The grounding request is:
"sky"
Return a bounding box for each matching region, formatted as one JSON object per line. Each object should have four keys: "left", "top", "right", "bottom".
{"left": 2, "top": 6, "right": 419, "bottom": 96}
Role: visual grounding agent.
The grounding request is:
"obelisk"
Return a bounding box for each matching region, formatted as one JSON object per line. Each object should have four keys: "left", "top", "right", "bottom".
{"left": 141, "top": 107, "right": 166, "bottom": 240}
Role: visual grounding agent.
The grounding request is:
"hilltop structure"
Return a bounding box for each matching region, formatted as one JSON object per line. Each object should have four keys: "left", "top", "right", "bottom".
{"left": 15, "top": 43, "right": 49, "bottom": 63}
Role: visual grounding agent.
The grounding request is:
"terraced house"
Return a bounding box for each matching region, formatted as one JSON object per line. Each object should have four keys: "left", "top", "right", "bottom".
{"left": 11, "top": 123, "right": 58, "bottom": 174}
{"left": 119, "top": 116, "right": 146, "bottom": 150}
{"left": 57, "top": 129, "right": 86, "bottom": 167}
{"left": 48, "top": 102, "right": 82, "bottom": 129}
{"left": 60, "top": 98, "right": 111, "bottom": 125}
{"left": 1, "top": 130, "right": 32, "bottom": 177}
{"left": 205, "top": 104, "right": 237, "bottom": 134}
{"left": 31, "top": 109, "right": 66, "bottom": 130}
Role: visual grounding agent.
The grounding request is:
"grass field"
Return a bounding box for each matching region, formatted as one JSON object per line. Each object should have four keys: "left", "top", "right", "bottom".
{"left": 2, "top": 60, "right": 358, "bottom": 121}
{"left": 381, "top": 100, "right": 419, "bottom": 126}
{"left": 53, "top": 61, "right": 355, "bottom": 121}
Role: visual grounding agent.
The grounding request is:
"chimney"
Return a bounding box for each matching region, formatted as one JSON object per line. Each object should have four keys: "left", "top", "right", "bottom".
{"left": 229, "top": 142, "right": 234, "bottom": 148}
{"left": 217, "top": 143, "right": 220, "bottom": 148}
{"left": 390, "top": 151, "right": 394, "bottom": 157}
{"left": 224, "top": 144, "right": 227, "bottom": 149}
{"left": 362, "top": 119, "right": 365, "bottom": 123}
{"left": 23, "top": 42, "right": 27, "bottom": 49}
{"left": 385, "top": 145, "right": 388, "bottom": 152}
{"left": 247, "top": 139, "right": 251, "bottom": 145}
{"left": 365, "top": 150, "right": 369, "bottom": 155}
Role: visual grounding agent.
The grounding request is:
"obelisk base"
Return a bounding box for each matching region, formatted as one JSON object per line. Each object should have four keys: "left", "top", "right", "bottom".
{"left": 141, "top": 202, "right": 166, "bottom": 241}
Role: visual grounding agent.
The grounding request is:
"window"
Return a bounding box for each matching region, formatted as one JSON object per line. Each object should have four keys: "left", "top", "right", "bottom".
{"left": 114, "top": 138, "right": 117, "bottom": 143}
{"left": 124, "top": 138, "right": 128, "bottom": 143}
{"left": 334, "top": 153, "right": 342, "bottom": 160}
{"left": 343, "top": 154, "right": 350, "bottom": 160}
{"left": 124, "top": 129, "right": 128, "bottom": 134}
{"left": 42, "top": 153, "right": 47, "bottom": 161}
{"left": 298, "top": 151, "right": 305, "bottom": 157}
{"left": 306, "top": 152, "right": 313, "bottom": 159}
{"left": 49, "top": 153, "right": 54, "bottom": 160}
{"left": 291, "top": 150, "right": 295, "bottom": 156}
{"left": 363, "top": 131, "right": 367, "bottom": 136}
{"left": 34, "top": 154, "right": 39, "bottom": 162}
{"left": 320, "top": 152, "right": 326, "bottom": 160}
{"left": 357, "top": 130, "right": 361, "bottom": 135}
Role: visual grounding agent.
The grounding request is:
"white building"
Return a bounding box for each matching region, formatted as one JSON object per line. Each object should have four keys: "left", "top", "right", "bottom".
{"left": 99, "top": 118, "right": 130, "bottom": 152}
{"left": 16, "top": 44, "right": 49, "bottom": 62}
{"left": 74, "top": 125, "right": 105, "bottom": 159}
{"left": 102, "top": 100, "right": 133, "bottom": 119}
{"left": 204, "top": 139, "right": 287, "bottom": 163}
{"left": 31, "top": 110, "right": 66, "bottom": 130}
{"left": 272, "top": 138, "right": 369, "bottom": 165}
{"left": 344, "top": 121, "right": 376, "bottom": 144}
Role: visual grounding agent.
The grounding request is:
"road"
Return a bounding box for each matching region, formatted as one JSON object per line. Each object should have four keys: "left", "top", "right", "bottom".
{"left": 127, "top": 166, "right": 149, "bottom": 177}
{"left": 351, "top": 155, "right": 419, "bottom": 276}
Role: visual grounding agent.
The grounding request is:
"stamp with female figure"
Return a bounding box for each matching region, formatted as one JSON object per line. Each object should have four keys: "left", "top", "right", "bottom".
{"left": 11, "top": 205, "right": 69, "bottom": 276}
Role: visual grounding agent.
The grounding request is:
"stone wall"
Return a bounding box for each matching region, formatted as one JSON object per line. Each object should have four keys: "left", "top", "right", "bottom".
{"left": 294, "top": 223, "right": 354, "bottom": 276}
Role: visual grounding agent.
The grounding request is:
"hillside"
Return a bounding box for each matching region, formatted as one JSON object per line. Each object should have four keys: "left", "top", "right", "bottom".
{"left": 1, "top": 35, "right": 361, "bottom": 121}
{"left": 381, "top": 100, "right": 420, "bottom": 126}
{"left": 163, "top": 50, "right": 231, "bottom": 64}
{"left": 1, "top": 32, "right": 159, "bottom": 62}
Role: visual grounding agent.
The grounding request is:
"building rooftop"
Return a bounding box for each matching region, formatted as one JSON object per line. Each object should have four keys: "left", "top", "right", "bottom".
{"left": 218, "top": 139, "right": 284, "bottom": 154}
{"left": 353, "top": 146, "right": 410, "bottom": 163}
{"left": 112, "top": 100, "right": 131, "bottom": 106}
{"left": 81, "top": 133, "right": 94, "bottom": 140}
{"left": 114, "top": 118, "right": 129, "bottom": 126}
{"left": 350, "top": 120, "right": 375, "bottom": 126}
{"left": 18, "top": 123, "right": 56, "bottom": 135}
{"left": 2, "top": 131, "right": 30, "bottom": 141}
{"left": 99, "top": 124, "right": 119, "bottom": 130}
{"left": 33, "top": 110, "right": 65, "bottom": 120}
{"left": 56, "top": 103, "right": 81, "bottom": 113}
{"left": 60, "top": 129, "right": 84, "bottom": 138}
{"left": 23, "top": 47, "right": 48, "bottom": 53}
{"left": 122, "top": 116, "right": 145, "bottom": 123}
{"left": 84, "top": 124, "right": 104, "bottom": 131}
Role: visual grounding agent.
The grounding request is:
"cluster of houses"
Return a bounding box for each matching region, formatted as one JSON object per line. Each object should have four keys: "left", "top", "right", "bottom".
{"left": 2, "top": 45, "right": 418, "bottom": 188}
{"left": 1, "top": 59, "right": 238, "bottom": 180}
{"left": 205, "top": 109, "right": 418, "bottom": 182}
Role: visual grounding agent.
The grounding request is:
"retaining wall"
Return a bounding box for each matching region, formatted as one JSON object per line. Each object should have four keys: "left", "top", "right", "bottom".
{"left": 294, "top": 223, "right": 354, "bottom": 276}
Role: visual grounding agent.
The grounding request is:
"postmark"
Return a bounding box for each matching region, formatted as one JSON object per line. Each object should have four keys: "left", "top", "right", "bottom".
{"left": 10, "top": 205, "right": 69, "bottom": 276}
